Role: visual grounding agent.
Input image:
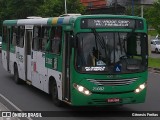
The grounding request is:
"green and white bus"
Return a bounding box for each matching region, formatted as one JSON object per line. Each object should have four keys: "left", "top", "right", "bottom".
{"left": 2, "top": 14, "right": 148, "bottom": 106}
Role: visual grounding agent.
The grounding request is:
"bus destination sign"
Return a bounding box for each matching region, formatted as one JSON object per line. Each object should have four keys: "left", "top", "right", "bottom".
{"left": 81, "top": 18, "right": 140, "bottom": 29}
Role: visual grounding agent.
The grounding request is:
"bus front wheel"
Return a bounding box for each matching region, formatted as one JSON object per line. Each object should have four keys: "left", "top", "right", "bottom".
{"left": 14, "top": 64, "right": 21, "bottom": 84}
{"left": 51, "top": 80, "right": 62, "bottom": 107}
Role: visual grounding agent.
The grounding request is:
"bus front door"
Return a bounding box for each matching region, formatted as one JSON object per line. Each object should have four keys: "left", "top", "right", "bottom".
{"left": 63, "top": 32, "right": 72, "bottom": 102}
{"left": 25, "top": 29, "right": 32, "bottom": 81}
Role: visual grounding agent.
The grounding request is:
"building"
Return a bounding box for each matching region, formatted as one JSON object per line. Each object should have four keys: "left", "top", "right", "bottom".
{"left": 80, "top": 0, "right": 125, "bottom": 14}
{"left": 80, "top": 0, "right": 107, "bottom": 9}
{"left": 80, "top": 0, "right": 156, "bottom": 14}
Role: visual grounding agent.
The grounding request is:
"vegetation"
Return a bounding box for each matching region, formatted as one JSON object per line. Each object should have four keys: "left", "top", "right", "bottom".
{"left": 37, "top": 0, "right": 85, "bottom": 17}
{"left": 0, "top": 0, "right": 86, "bottom": 33}
{"left": 146, "top": 0, "right": 160, "bottom": 34}
{"left": 148, "top": 30, "right": 158, "bottom": 36}
{"left": 148, "top": 57, "right": 160, "bottom": 68}
{"left": 125, "top": 0, "right": 160, "bottom": 35}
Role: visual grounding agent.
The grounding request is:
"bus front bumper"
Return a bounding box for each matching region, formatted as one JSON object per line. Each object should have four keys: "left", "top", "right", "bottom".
{"left": 71, "top": 88, "right": 146, "bottom": 106}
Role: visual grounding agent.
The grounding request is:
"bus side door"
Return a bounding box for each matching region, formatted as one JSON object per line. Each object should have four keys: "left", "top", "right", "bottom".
{"left": 31, "top": 26, "right": 48, "bottom": 91}
{"left": 16, "top": 26, "right": 25, "bottom": 80}
{"left": 24, "top": 26, "right": 33, "bottom": 81}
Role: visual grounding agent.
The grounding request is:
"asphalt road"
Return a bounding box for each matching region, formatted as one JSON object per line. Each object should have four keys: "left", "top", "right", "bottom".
{"left": 0, "top": 54, "right": 160, "bottom": 120}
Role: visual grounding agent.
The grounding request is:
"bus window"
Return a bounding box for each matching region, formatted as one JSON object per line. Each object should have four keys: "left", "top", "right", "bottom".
{"left": 2, "top": 26, "right": 7, "bottom": 43}
{"left": 41, "top": 26, "right": 50, "bottom": 51}
{"left": 11, "top": 26, "right": 18, "bottom": 46}
{"left": 16, "top": 26, "right": 24, "bottom": 48}
{"left": 33, "top": 26, "right": 41, "bottom": 51}
{"left": 50, "top": 26, "right": 62, "bottom": 54}
{"left": 19, "top": 26, "right": 24, "bottom": 48}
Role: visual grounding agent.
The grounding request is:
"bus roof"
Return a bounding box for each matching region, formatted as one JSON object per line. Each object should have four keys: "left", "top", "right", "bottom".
{"left": 3, "top": 14, "right": 146, "bottom": 26}
{"left": 17, "top": 18, "right": 49, "bottom": 25}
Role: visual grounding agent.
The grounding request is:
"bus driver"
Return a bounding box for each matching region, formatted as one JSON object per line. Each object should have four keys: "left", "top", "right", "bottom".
{"left": 111, "top": 43, "right": 126, "bottom": 63}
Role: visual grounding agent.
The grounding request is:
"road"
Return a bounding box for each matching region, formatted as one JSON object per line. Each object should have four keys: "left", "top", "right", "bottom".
{"left": 0, "top": 54, "right": 160, "bottom": 120}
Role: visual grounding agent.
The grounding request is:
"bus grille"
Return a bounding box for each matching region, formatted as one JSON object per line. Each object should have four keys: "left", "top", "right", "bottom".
{"left": 87, "top": 78, "right": 138, "bottom": 86}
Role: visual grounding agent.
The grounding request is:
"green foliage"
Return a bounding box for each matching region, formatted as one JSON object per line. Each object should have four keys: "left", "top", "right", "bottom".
{"left": 148, "top": 30, "right": 158, "bottom": 36}
{"left": 125, "top": 5, "right": 151, "bottom": 18}
{"left": 0, "top": 0, "right": 86, "bottom": 33}
{"left": 36, "top": 0, "right": 86, "bottom": 17}
{"left": 145, "top": 0, "right": 160, "bottom": 34}
{"left": 125, "top": 0, "right": 160, "bottom": 34}
{"left": 0, "top": 0, "right": 44, "bottom": 19}
{"left": 148, "top": 57, "right": 160, "bottom": 68}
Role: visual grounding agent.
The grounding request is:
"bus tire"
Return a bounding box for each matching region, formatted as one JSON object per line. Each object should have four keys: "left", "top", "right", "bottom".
{"left": 14, "top": 64, "right": 21, "bottom": 84}
{"left": 51, "top": 80, "right": 62, "bottom": 107}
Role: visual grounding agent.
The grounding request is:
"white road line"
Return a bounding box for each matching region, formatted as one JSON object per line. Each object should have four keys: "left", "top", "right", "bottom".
{"left": 0, "top": 94, "right": 33, "bottom": 120}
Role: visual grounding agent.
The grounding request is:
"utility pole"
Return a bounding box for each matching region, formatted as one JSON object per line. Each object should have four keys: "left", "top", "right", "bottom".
{"left": 141, "top": 4, "right": 143, "bottom": 17}
{"left": 141, "top": 0, "right": 144, "bottom": 17}
{"left": 65, "top": 0, "right": 67, "bottom": 14}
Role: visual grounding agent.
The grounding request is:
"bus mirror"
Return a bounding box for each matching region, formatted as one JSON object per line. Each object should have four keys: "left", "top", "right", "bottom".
{"left": 45, "top": 40, "right": 51, "bottom": 52}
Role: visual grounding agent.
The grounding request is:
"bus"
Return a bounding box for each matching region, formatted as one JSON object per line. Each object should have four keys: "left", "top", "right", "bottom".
{"left": 2, "top": 14, "right": 148, "bottom": 106}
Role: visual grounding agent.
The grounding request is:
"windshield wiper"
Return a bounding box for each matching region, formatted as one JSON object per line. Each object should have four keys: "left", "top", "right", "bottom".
{"left": 91, "top": 28, "right": 108, "bottom": 64}
{"left": 91, "top": 28, "right": 105, "bottom": 49}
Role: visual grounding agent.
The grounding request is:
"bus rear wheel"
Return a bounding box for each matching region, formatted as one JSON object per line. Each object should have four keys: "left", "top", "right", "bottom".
{"left": 51, "top": 81, "right": 62, "bottom": 107}
{"left": 14, "top": 64, "right": 21, "bottom": 84}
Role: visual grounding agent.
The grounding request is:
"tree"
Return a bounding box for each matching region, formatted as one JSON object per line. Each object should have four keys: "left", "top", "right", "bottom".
{"left": 0, "top": 0, "right": 44, "bottom": 33}
{"left": 37, "top": 0, "right": 86, "bottom": 17}
{"left": 146, "top": 0, "right": 160, "bottom": 34}
{"left": 0, "top": 0, "right": 86, "bottom": 33}
{"left": 0, "top": 0, "right": 44, "bottom": 19}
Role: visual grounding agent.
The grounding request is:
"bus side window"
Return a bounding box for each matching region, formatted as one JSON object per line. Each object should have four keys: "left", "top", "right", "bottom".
{"left": 11, "top": 26, "right": 18, "bottom": 46}
{"left": 19, "top": 26, "right": 24, "bottom": 48}
{"left": 2, "top": 26, "right": 7, "bottom": 43}
{"left": 16, "top": 26, "right": 24, "bottom": 48}
{"left": 33, "top": 26, "right": 41, "bottom": 51}
{"left": 50, "top": 26, "right": 62, "bottom": 54}
{"left": 41, "top": 26, "right": 50, "bottom": 51}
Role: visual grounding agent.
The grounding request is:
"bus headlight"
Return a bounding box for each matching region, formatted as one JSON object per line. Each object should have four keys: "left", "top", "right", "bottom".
{"left": 73, "top": 83, "right": 92, "bottom": 96}
{"left": 134, "top": 83, "right": 146, "bottom": 94}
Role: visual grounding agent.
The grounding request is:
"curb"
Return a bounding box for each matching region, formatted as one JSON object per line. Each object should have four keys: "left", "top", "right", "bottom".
{"left": 148, "top": 67, "right": 160, "bottom": 73}
{"left": 154, "top": 68, "right": 160, "bottom": 71}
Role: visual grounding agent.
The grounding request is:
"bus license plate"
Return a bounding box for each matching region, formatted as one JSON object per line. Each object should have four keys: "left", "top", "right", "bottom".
{"left": 107, "top": 98, "right": 120, "bottom": 103}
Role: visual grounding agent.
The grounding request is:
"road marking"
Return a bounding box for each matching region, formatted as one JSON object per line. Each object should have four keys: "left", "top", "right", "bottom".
{"left": 0, "top": 94, "right": 33, "bottom": 120}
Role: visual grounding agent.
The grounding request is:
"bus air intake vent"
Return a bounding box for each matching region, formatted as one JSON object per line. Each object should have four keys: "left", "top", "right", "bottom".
{"left": 87, "top": 78, "right": 138, "bottom": 86}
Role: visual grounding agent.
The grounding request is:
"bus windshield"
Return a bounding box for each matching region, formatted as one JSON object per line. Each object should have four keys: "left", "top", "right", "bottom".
{"left": 75, "top": 32, "right": 148, "bottom": 74}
